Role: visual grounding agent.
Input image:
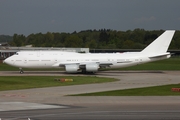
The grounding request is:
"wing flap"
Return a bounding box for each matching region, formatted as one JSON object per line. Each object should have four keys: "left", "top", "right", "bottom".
{"left": 52, "top": 62, "right": 80, "bottom": 67}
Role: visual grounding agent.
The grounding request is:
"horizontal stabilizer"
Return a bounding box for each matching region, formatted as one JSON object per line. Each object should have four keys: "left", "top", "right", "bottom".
{"left": 149, "top": 53, "right": 171, "bottom": 59}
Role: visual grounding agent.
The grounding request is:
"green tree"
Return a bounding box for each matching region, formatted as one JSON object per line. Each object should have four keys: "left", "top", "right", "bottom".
{"left": 44, "top": 32, "right": 54, "bottom": 47}
{"left": 86, "top": 39, "right": 97, "bottom": 48}
{"left": 122, "top": 40, "right": 134, "bottom": 49}
{"left": 64, "top": 35, "right": 83, "bottom": 47}
{"left": 12, "top": 34, "right": 26, "bottom": 46}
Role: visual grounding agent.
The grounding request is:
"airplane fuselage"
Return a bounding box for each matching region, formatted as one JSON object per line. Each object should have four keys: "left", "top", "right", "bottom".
{"left": 5, "top": 51, "right": 169, "bottom": 69}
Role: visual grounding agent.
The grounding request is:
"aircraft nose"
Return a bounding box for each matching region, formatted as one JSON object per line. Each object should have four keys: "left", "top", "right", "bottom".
{"left": 3, "top": 58, "right": 10, "bottom": 64}
{"left": 3, "top": 58, "right": 7, "bottom": 64}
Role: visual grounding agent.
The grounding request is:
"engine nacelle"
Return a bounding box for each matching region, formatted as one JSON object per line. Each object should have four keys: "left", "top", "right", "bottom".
{"left": 65, "top": 64, "right": 79, "bottom": 73}
{"left": 86, "top": 63, "right": 99, "bottom": 72}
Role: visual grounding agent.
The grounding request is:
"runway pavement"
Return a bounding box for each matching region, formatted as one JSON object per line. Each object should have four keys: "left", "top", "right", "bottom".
{"left": 0, "top": 71, "right": 180, "bottom": 120}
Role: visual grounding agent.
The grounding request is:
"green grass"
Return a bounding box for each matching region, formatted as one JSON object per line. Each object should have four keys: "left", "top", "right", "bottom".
{"left": 72, "top": 84, "right": 180, "bottom": 96}
{"left": 0, "top": 76, "right": 116, "bottom": 91}
{"left": 0, "top": 63, "right": 19, "bottom": 71}
{"left": 1, "top": 57, "right": 180, "bottom": 71}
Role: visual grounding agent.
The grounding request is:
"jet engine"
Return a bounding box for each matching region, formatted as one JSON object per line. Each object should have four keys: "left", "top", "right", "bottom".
{"left": 86, "top": 63, "right": 99, "bottom": 72}
{"left": 65, "top": 64, "right": 79, "bottom": 73}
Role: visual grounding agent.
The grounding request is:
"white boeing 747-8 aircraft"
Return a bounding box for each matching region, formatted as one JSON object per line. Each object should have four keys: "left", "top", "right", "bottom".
{"left": 4, "top": 30, "right": 175, "bottom": 73}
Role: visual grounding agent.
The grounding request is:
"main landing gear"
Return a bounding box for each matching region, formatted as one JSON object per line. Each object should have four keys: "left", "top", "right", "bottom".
{"left": 19, "top": 68, "right": 24, "bottom": 74}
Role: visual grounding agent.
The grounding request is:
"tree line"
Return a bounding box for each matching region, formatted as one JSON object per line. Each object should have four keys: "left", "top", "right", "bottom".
{"left": 4, "top": 29, "right": 180, "bottom": 49}
{"left": 0, "top": 35, "right": 13, "bottom": 43}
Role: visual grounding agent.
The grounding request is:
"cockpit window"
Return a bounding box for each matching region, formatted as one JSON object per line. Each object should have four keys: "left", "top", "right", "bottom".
{"left": 15, "top": 53, "right": 19, "bottom": 55}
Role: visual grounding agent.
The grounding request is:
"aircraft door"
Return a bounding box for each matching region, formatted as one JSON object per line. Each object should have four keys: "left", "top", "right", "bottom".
{"left": 37, "top": 51, "right": 40, "bottom": 57}
{"left": 24, "top": 58, "right": 27, "bottom": 64}
{"left": 54, "top": 59, "right": 58, "bottom": 64}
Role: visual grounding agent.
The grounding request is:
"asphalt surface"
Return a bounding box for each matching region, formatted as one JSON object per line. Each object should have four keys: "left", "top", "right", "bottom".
{"left": 0, "top": 71, "right": 180, "bottom": 120}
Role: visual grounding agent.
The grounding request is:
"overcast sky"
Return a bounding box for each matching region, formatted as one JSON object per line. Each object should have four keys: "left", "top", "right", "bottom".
{"left": 0, "top": 0, "right": 180, "bottom": 36}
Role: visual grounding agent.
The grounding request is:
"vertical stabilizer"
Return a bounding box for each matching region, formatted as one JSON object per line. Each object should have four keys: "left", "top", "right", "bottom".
{"left": 141, "top": 30, "right": 175, "bottom": 54}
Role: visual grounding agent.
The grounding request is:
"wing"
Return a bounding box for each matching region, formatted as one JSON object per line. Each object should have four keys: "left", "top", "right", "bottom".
{"left": 52, "top": 62, "right": 113, "bottom": 73}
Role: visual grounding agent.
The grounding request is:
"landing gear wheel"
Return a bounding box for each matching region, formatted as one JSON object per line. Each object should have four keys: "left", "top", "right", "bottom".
{"left": 19, "top": 68, "right": 24, "bottom": 74}
{"left": 82, "top": 69, "right": 87, "bottom": 74}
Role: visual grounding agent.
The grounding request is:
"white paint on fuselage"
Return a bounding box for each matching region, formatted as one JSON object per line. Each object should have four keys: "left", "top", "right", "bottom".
{"left": 5, "top": 51, "right": 152, "bottom": 69}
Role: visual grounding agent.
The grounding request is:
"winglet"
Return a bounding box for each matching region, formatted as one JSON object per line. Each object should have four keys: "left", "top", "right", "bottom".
{"left": 141, "top": 30, "right": 175, "bottom": 54}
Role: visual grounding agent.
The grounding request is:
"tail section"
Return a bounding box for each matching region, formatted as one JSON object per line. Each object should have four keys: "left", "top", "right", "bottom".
{"left": 141, "top": 30, "right": 175, "bottom": 54}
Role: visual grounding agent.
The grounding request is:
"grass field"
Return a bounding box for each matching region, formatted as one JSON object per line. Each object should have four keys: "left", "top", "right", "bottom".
{"left": 72, "top": 84, "right": 180, "bottom": 96}
{"left": 1, "top": 57, "right": 180, "bottom": 71}
{"left": 0, "top": 76, "right": 116, "bottom": 91}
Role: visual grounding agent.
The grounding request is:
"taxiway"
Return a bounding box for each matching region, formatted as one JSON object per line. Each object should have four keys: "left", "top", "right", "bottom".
{"left": 0, "top": 71, "right": 180, "bottom": 120}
